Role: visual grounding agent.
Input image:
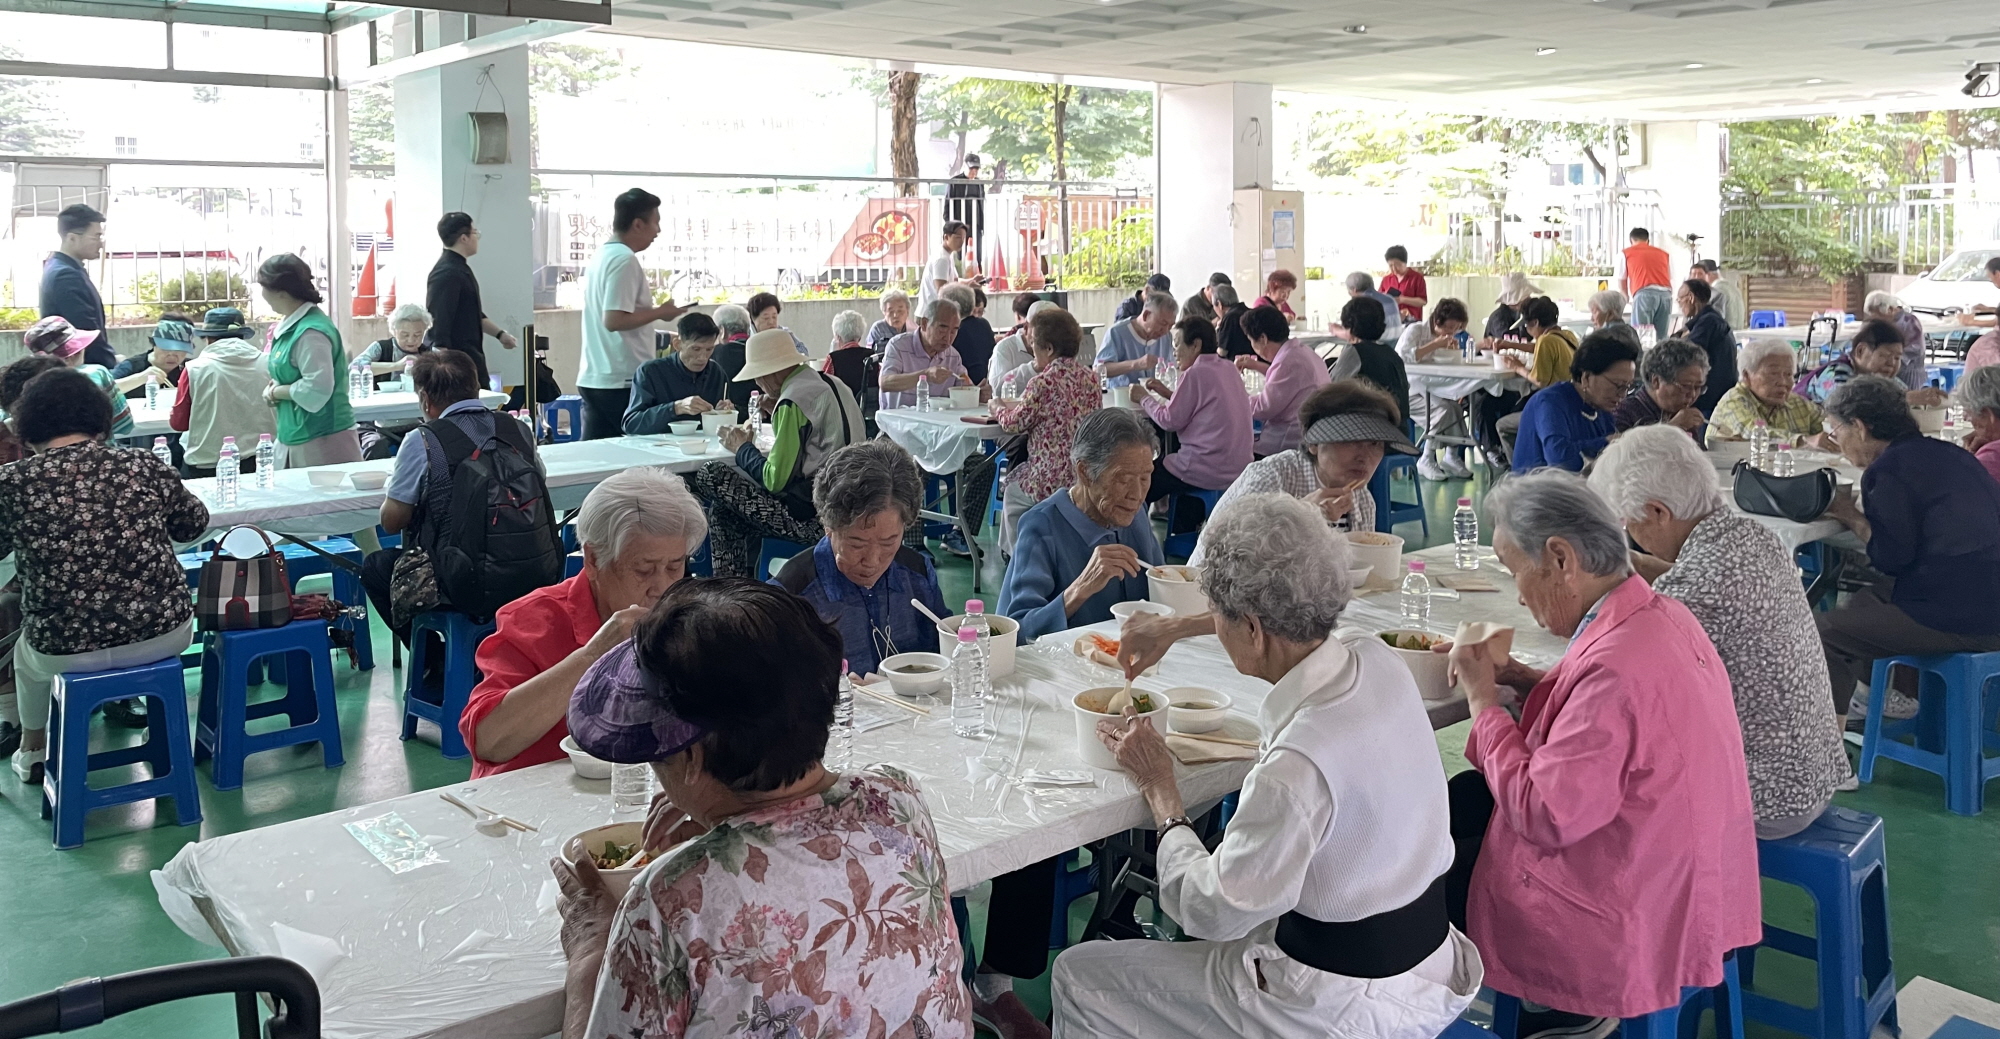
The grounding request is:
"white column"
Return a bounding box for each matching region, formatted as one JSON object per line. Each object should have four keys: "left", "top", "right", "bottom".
{"left": 392, "top": 21, "right": 532, "bottom": 389}
{"left": 1624, "top": 120, "right": 1723, "bottom": 276}
{"left": 1156, "top": 82, "right": 1272, "bottom": 293}
{"left": 323, "top": 31, "right": 353, "bottom": 344}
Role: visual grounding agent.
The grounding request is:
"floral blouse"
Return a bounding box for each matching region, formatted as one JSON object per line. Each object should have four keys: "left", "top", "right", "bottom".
{"left": 585, "top": 766, "right": 971, "bottom": 1039}
{"left": 992, "top": 356, "right": 1100, "bottom": 503}
{"left": 1653, "top": 510, "right": 1849, "bottom": 820}
{"left": 0, "top": 441, "right": 208, "bottom": 655}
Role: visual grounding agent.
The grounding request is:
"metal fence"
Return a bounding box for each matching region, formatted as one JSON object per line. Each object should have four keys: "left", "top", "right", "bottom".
{"left": 528, "top": 173, "right": 1154, "bottom": 308}
{"left": 1721, "top": 183, "right": 2000, "bottom": 275}
{"left": 1433, "top": 187, "right": 1663, "bottom": 276}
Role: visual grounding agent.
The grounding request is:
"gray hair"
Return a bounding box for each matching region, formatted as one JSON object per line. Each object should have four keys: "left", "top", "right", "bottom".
{"left": 1486, "top": 469, "right": 1633, "bottom": 577}
{"left": 1199, "top": 493, "right": 1351, "bottom": 644}
{"left": 918, "top": 297, "right": 961, "bottom": 324}
{"left": 1344, "top": 271, "right": 1375, "bottom": 293}
{"left": 1069, "top": 407, "right": 1157, "bottom": 481}
{"left": 576, "top": 467, "right": 709, "bottom": 564}
{"left": 1588, "top": 289, "right": 1627, "bottom": 320}
{"left": 713, "top": 304, "right": 752, "bottom": 337}
{"left": 1212, "top": 283, "right": 1240, "bottom": 307}
{"left": 1825, "top": 374, "right": 1920, "bottom": 440}
{"left": 1140, "top": 290, "right": 1178, "bottom": 318}
{"left": 831, "top": 309, "right": 868, "bottom": 345}
{"left": 939, "top": 283, "right": 977, "bottom": 314}
{"left": 1588, "top": 423, "right": 1726, "bottom": 524}
{"left": 387, "top": 302, "right": 432, "bottom": 329}
{"left": 878, "top": 287, "right": 910, "bottom": 315}
{"left": 1862, "top": 290, "right": 1904, "bottom": 315}
{"left": 813, "top": 438, "right": 922, "bottom": 532}
{"left": 1737, "top": 337, "right": 1796, "bottom": 376}
{"left": 1026, "top": 299, "right": 1060, "bottom": 320}
{"left": 1955, "top": 363, "right": 2000, "bottom": 421}
{"left": 1641, "top": 337, "right": 1710, "bottom": 386}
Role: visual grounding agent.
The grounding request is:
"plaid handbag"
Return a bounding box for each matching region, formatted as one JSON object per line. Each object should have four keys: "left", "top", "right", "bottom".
{"left": 195, "top": 525, "right": 294, "bottom": 631}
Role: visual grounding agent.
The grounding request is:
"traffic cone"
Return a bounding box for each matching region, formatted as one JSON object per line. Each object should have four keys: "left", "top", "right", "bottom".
{"left": 988, "top": 234, "right": 1010, "bottom": 291}
{"left": 353, "top": 243, "right": 379, "bottom": 317}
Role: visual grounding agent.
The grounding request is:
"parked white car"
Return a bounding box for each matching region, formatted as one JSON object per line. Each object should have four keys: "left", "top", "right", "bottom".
{"left": 1899, "top": 241, "right": 2000, "bottom": 315}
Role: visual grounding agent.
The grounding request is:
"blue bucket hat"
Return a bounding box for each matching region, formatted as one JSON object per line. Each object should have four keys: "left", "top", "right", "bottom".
{"left": 151, "top": 317, "right": 195, "bottom": 352}
{"left": 567, "top": 639, "right": 707, "bottom": 764}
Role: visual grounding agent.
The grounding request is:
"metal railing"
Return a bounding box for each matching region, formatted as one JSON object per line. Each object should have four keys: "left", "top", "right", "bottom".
{"left": 1431, "top": 188, "right": 1661, "bottom": 276}
{"left": 1721, "top": 183, "right": 2000, "bottom": 274}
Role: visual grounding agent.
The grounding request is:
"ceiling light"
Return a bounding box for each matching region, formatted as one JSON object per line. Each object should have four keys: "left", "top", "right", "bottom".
{"left": 1536, "top": 47, "right": 1557, "bottom": 56}
{"left": 1684, "top": 62, "right": 1705, "bottom": 69}
{"left": 1343, "top": 24, "right": 1367, "bottom": 34}
{"left": 1806, "top": 78, "right": 1823, "bottom": 84}
{"left": 1967, "top": 63, "right": 2000, "bottom": 99}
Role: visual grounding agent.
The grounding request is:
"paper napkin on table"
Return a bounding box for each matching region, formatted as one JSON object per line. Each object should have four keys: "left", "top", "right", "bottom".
{"left": 1453, "top": 621, "right": 1515, "bottom": 658}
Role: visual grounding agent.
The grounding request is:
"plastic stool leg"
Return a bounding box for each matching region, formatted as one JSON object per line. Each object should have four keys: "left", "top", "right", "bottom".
{"left": 307, "top": 640, "right": 345, "bottom": 770}
{"left": 437, "top": 635, "right": 475, "bottom": 759}
{"left": 1491, "top": 994, "right": 1522, "bottom": 1039}
{"left": 210, "top": 649, "right": 254, "bottom": 791}
{"left": 51, "top": 686, "right": 93, "bottom": 849}
{"left": 1858, "top": 658, "right": 1892, "bottom": 783}
{"left": 400, "top": 629, "right": 428, "bottom": 743}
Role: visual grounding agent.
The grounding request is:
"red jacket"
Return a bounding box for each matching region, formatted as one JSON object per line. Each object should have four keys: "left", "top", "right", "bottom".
{"left": 459, "top": 571, "right": 602, "bottom": 777}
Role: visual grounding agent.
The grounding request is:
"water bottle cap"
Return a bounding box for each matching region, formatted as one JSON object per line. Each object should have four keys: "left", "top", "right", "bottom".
{"left": 1777, "top": 443, "right": 1792, "bottom": 450}
{"left": 154, "top": 436, "right": 167, "bottom": 445}
{"left": 221, "top": 436, "right": 236, "bottom": 445}
{"left": 1408, "top": 561, "right": 1426, "bottom": 572}
{"left": 965, "top": 599, "right": 984, "bottom": 614}
{"left": 957, "top": 626, "right": 978, "bottom": 643}
{"left": 259, "top": 433, "right": 271, "bottom": 442}
{"left": 1456, "top": 497, "right": 1472, "bottom": 506}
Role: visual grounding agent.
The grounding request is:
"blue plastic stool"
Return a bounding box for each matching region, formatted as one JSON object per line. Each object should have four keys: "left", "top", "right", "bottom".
{"left": 689, "top": 536, "right": 713, "bottom": 578}
{"left": 1049, "top": 848, "right": 1100, "bottom": 947}
{"left": 402, "top": 611, "right": 494, "bottom": 759}
{"left": 1858, "top": 651, "right": 2000, "bottom": 815}
{"left": 1926, "top": 365, "right": 1964, "bottom": 393}
{"left": 923, "top": 473, "right": 958, "bottom": 539}
{"left": 193, "top": 621, "right": 344, "bottom": 791}
{"left": 565, "top": 551, "right": 585, "bottom": 578}
{"left": 758, "top": 538, "right": 810, "bottom": 579}
{"left": 1370, "top": 456, "right": 1432, "bottom": 537}
{"left": 1162, "top": 487, "right": 1224, "bottom": 560}
{"left": 544, "top": 395, "right": 583, "bottom": 443}
{"left": 1750, "top": 310, "right": 1785, "bottom": 329}
{"left": 1442, "top": 1020, "right": 1500, "bottom": 1039}
{"left": 1493, "top": 953, "right": 1743, "bottom": 1039}
{"left": 1742, "top": 807, "right": 1897, "bottom": 1039}
{"left": 40, "top": 657, "right": 203, "bottom": 850}
{"left": 179, "top": 537, "right": 373, "bottom": 671}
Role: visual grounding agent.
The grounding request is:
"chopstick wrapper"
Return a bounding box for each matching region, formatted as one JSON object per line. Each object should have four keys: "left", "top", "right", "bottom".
{"left": 1453, "top": 621, "right": 1515, "bottom": 658}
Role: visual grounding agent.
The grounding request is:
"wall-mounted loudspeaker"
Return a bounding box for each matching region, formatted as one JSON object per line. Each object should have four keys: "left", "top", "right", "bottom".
{"left": 468, "top": 111, "right": 509, "bottom": 165}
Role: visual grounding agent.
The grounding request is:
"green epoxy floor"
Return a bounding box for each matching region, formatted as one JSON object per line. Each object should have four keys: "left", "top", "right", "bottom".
{"left": 2, "top": 467, "right": 1996, "bottom": 1037}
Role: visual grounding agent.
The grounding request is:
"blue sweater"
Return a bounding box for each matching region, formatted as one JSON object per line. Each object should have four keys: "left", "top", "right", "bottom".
{"left": 623, "top": 354, "right": 730, "bottom": 435}
{"left": 1862, "top": 435, "right": 2000, "bottom": 635}
{"left": 998, "top": 488, "right": 1164, "bottom": 640}
{"left": 1512, "top": 381, "right": 1615, "bottom": 473}
{"left": 772, "top": 539, "right": 947, "bottom": 675}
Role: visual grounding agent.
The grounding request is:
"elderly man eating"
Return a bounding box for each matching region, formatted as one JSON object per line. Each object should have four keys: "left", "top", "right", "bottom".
{"left": 1586, "top": 289, "right": 1643, "bottom": 351}
{"left": 998, "top": 408, "right": 1163, "bottom": 639}
{"left": 1051, "top": 493, "right": 1481, "bottom": 1039}
{"left": 1613, "top": 336, "right": 1709, "bottom": 442}
{"left": 1096, "top": 289, "right": 1178, "bottom": 390}
{"left": 880, "top": 296, "right": 969, "bottom": 410}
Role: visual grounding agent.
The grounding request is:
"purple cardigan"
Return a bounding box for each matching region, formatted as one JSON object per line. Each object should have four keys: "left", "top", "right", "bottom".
{"left": 1141, "top": 354, "right": 1254, "bottom": 490}
{"left": 1248, "top": 339, "right": 1331, "bottom": 454}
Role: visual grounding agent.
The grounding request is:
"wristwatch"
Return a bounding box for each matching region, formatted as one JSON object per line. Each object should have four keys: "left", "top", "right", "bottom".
{"left": 1157, "top": 815, "right": 1195, "bottom": 840}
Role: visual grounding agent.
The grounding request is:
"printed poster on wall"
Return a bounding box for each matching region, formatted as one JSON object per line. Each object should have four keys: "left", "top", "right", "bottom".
{"left": 1271, "top": 210, "right": 1296, "bottom": 251}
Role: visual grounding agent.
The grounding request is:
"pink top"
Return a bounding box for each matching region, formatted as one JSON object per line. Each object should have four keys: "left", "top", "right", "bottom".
{"left": 1141, "top": 353, "right": 1254, "bottom": 491}
{"left": 1966, "top": 329, "right": 2000, "bottom": 374}
{"left": 1977, "top": 439, "right": 2000, "bottom": 487}
{"left": 1248, "top": 339, "right": 1331, "bottom": 454}
{"left": 1465, "top": 575, "right": 1762, "bottom": 1018}
{"left": 1251, "top": 295, "right": 1296, "bottom": 319}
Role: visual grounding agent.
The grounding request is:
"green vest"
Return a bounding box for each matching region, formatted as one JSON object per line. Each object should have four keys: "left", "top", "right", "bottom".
{"left": 267, "top": 304, "right": 354, "bottom": 445}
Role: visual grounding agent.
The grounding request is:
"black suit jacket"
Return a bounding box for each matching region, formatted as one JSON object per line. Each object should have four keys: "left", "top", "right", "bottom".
{"left": 426, "top": 250, "right": 489, "bottom": 382}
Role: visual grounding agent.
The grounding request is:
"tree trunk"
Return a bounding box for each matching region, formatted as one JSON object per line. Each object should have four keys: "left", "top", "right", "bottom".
{"left": 1053, "top": 84, "right": 1071, "bottom": 262}
{"left": 889, "top": 70, "right": 921, "bottom": 197}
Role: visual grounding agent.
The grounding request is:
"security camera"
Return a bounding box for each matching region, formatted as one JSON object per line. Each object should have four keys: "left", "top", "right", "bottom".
{"left": 1967, "top": 62, "right": 2000, "bottom": 99}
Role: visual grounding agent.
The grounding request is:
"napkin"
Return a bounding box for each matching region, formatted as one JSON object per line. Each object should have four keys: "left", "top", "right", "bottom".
{"left": 1167, "top": 734, "right": 1259, "bottom": 765}
{"left": 1453, "top": 621, "right": 1515, "bottom": 658}
{"left": 1437, "top": 573, "right": 1499, "bottom": 592}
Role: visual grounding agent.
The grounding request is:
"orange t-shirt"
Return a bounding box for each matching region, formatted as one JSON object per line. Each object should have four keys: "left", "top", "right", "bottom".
{"left": 1624, "top": 243, "right": 1671, "bottom": 292}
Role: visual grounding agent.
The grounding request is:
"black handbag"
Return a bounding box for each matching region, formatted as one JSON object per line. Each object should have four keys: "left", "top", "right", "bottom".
{"left": 1731, "top": 460, "right": 1837, "bottom": 523}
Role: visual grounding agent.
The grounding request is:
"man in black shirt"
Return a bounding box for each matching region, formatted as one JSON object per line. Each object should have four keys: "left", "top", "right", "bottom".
{"left": 1675, "top": 278, "right": 1739, "bottom": 415}
{"left": 39, "top": 203, "right": 118, "bottom": 369}
{"left": 1213, "top": 282, "right": 1253, "bottom": 360}
{"left": 425, "top": 211, "right": 518, "bottom": 388}
{"left": 945, "top": 154, "right": 987, "bottom": 261}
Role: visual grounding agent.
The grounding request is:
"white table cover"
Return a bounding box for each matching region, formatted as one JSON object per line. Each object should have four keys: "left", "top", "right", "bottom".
{"left": 152, "top": 547, "right": 1506, "bottom": 1039}
{"left": 1404, "top": 360, "right": 1532, "bottom": 401}
{"left": 1705, "top": 440, "right": 1858, "bottom": 552}
{"left": 129, "top": 390, "right": 511, "bottom": 440}
{"left": 875, "top": 405, "right": 1001, "bottom": 475}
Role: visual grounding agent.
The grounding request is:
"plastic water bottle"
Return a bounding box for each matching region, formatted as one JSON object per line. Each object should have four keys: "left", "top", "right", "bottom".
{"left": 145, "top": 373, "right": 159, "bottom": 411}
{"left": 914, "top": 375, "right": 929, "bottom": 411}
{"left": 348, "top": 367, "right": 363, "bottom": 402}
{"left": 832, "top": 661, "right": 855, "bottom": 773}
{"left": 256, "top": 433, "right": 276, "bottom": 489}
{"left": 1400, "top": 561, "right": 1433, "bottom": 629}
{"left": 950, "top": 626, "right": 989, "bottom": 739}
{"left": 1453, "top": 498, "right": 1480, "bottom": 571}
{"left": 1749, "top": 421, "right": 1771, "bottom": 471}
{"left": 748, "top": 390, "right": 763, "bottom": 430}
{"left": 216, "top": 436, "right": 240, "bottom": 508}
{"left": 402, "top": 357, "right": 416, "bottom": 393}
{"left": 963, "top": 598, "right": 991, "bottom": 659}
{"left": 612, "top": 762, "right": 655, "bottom": 812}
{"left": 151, "top": 436, "right": 173, "bottom": 470}
{"left": 1774, "top": 443, "right": 1795, "bottom": 476}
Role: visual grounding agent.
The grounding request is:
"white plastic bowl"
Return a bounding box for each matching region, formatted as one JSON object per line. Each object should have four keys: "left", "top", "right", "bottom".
{"left": 1378, "top": 629, "right": 1455, "bottom": 702}
{"left": 350, "top": 471, "right": 389, "bottom": 491}
{"left": 1347, "top": 564, "right": 1375, "bottom": 589}
{"left": 306, "top": 470, "right": 346, "bottom": 489}
{"left": 563, "top": 821, "right": 649, "bottom": 900}
{"left": 878, "top": 652, "right": 950, "bottom": 697}
{"left": 1163, "top": 688, "right": 1233, "bottom": 734}
{"left": 948, "top": 386, "right": 982, "bottom": 410}
{"left": 1072, "top": 687, "right": 1171, "bottom": 770}
{"left": 1345, "top": 531, "right": 1404, "bottom": 585}
{"left": 701, "top": 410, "right": 738, "bottom": 433}
{"left": 668, "top": 420, "right": 700, "bottom": 435}
{"left": 559, "top": 734, "right": 612, "bottom": 780}
{"left": 1146, "top": 565, "right": 1208, "bottom": 616}
{"left": 1110, "top": 600, "right": 1175, "bottom": 623}
{"left": 935, "top": 614, "right": 1019, "bottom": 678}
{"left": 1914, "top": 407, "right": 1946, "bottom": 435}
{"left": 678, "top": 438, "right": 711, "bottom": 455}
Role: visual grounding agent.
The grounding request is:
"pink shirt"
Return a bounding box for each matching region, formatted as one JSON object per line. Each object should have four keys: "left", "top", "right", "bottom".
{"left": 1248, "top": 339, "right": 1331, "bottom": 454}
{"left": 1465, "top": 575, "right": 1762, "bottom": 1018}
{"left": 1141, "top": 353, "right": 1253, "bottom": 490}
{"left": 1966, "top": 329, "right": 2000, "bottom": 374}
{"left": 1977, "top": 439, "right": 2000, "bottom": 487}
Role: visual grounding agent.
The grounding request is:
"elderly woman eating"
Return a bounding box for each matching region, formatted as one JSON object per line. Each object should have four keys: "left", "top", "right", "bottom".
{"left": 998, "top": 408, "right": 1163, "bottom": 640}
{"left": 350, "top": 302, "right": 436, "bottom": 458}
{"left": 1861, "top": 290, "right": 1929, "bottom": 389}
{"left": 1956, "top": 364, "right": 2000, "bottom": 484}
{"left": 1817, "top": 375, "right": 2000, "bottom": 721}
{"left": 992, "top": 308, "right": 1101, "bottom": 552}
{"left": 773, "top": 439, "right": 946, "bottom": 676}
{"left": 1051, "top": 493, "right": 1481, "bottom": 1039}
{"left": 1798, "top": 319, "right": 1947, "bottom": 409}
{"left": 1242, "top": 305, "right": 1332, "bottom": 456}
{"left": 554, "top": 578, "right": 970, "bottom": 1039}
{"left": 458, "top": 468, "right": 706, "bottom": 777}
{"left": 1510, "top": 331, "right": 1640, "bottom": 473}
{"left": 1591, "top": 425, "right": 1851, "bottom": 838}
{"left": 1613, "top": 336, "right": 1709, "bottom": 442}
{"left": 1709, "top": 338, "right": 1825, "bottom": 442}
{"left": 1448, "top": 470, "right": 1760, "bottom": 1035}
{"left": 1134, "top": 316, "right": 1254, "bottom": 503}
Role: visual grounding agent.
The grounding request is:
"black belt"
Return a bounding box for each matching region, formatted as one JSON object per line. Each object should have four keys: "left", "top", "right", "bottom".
{"left": 1273, "top": 874, "right": 1449, "bottom": 979}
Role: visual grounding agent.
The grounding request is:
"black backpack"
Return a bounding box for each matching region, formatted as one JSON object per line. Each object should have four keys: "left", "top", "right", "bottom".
{"left": 415, "top": 412, "right": 564, "bottom": 622}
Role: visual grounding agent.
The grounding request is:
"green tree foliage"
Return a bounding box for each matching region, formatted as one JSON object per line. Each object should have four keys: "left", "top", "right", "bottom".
{"left": 0, "top": 46, "right": 76, "bottom": 154}
{"left": 848, "top": 71, "right": 1153, "bottom": 181}
{"left": 349, "top": 81, "right": 395, "bottom": 167}
{"left": 529, "top": 40, "right": 629, "bottom": 97}
{"left": 1296, "top": 108, "right": 1613, "bottom": 196}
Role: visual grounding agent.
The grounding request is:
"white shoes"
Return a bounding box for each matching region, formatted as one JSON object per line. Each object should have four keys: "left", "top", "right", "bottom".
{"left": 1441, "top": 452, "right": 1474, "bottom": 479}
{"left": 1416, "top": 456, "right": 1450, "bottom": 482}
{"left": 11, "top": 745, "right": 44, "bottom": 785}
